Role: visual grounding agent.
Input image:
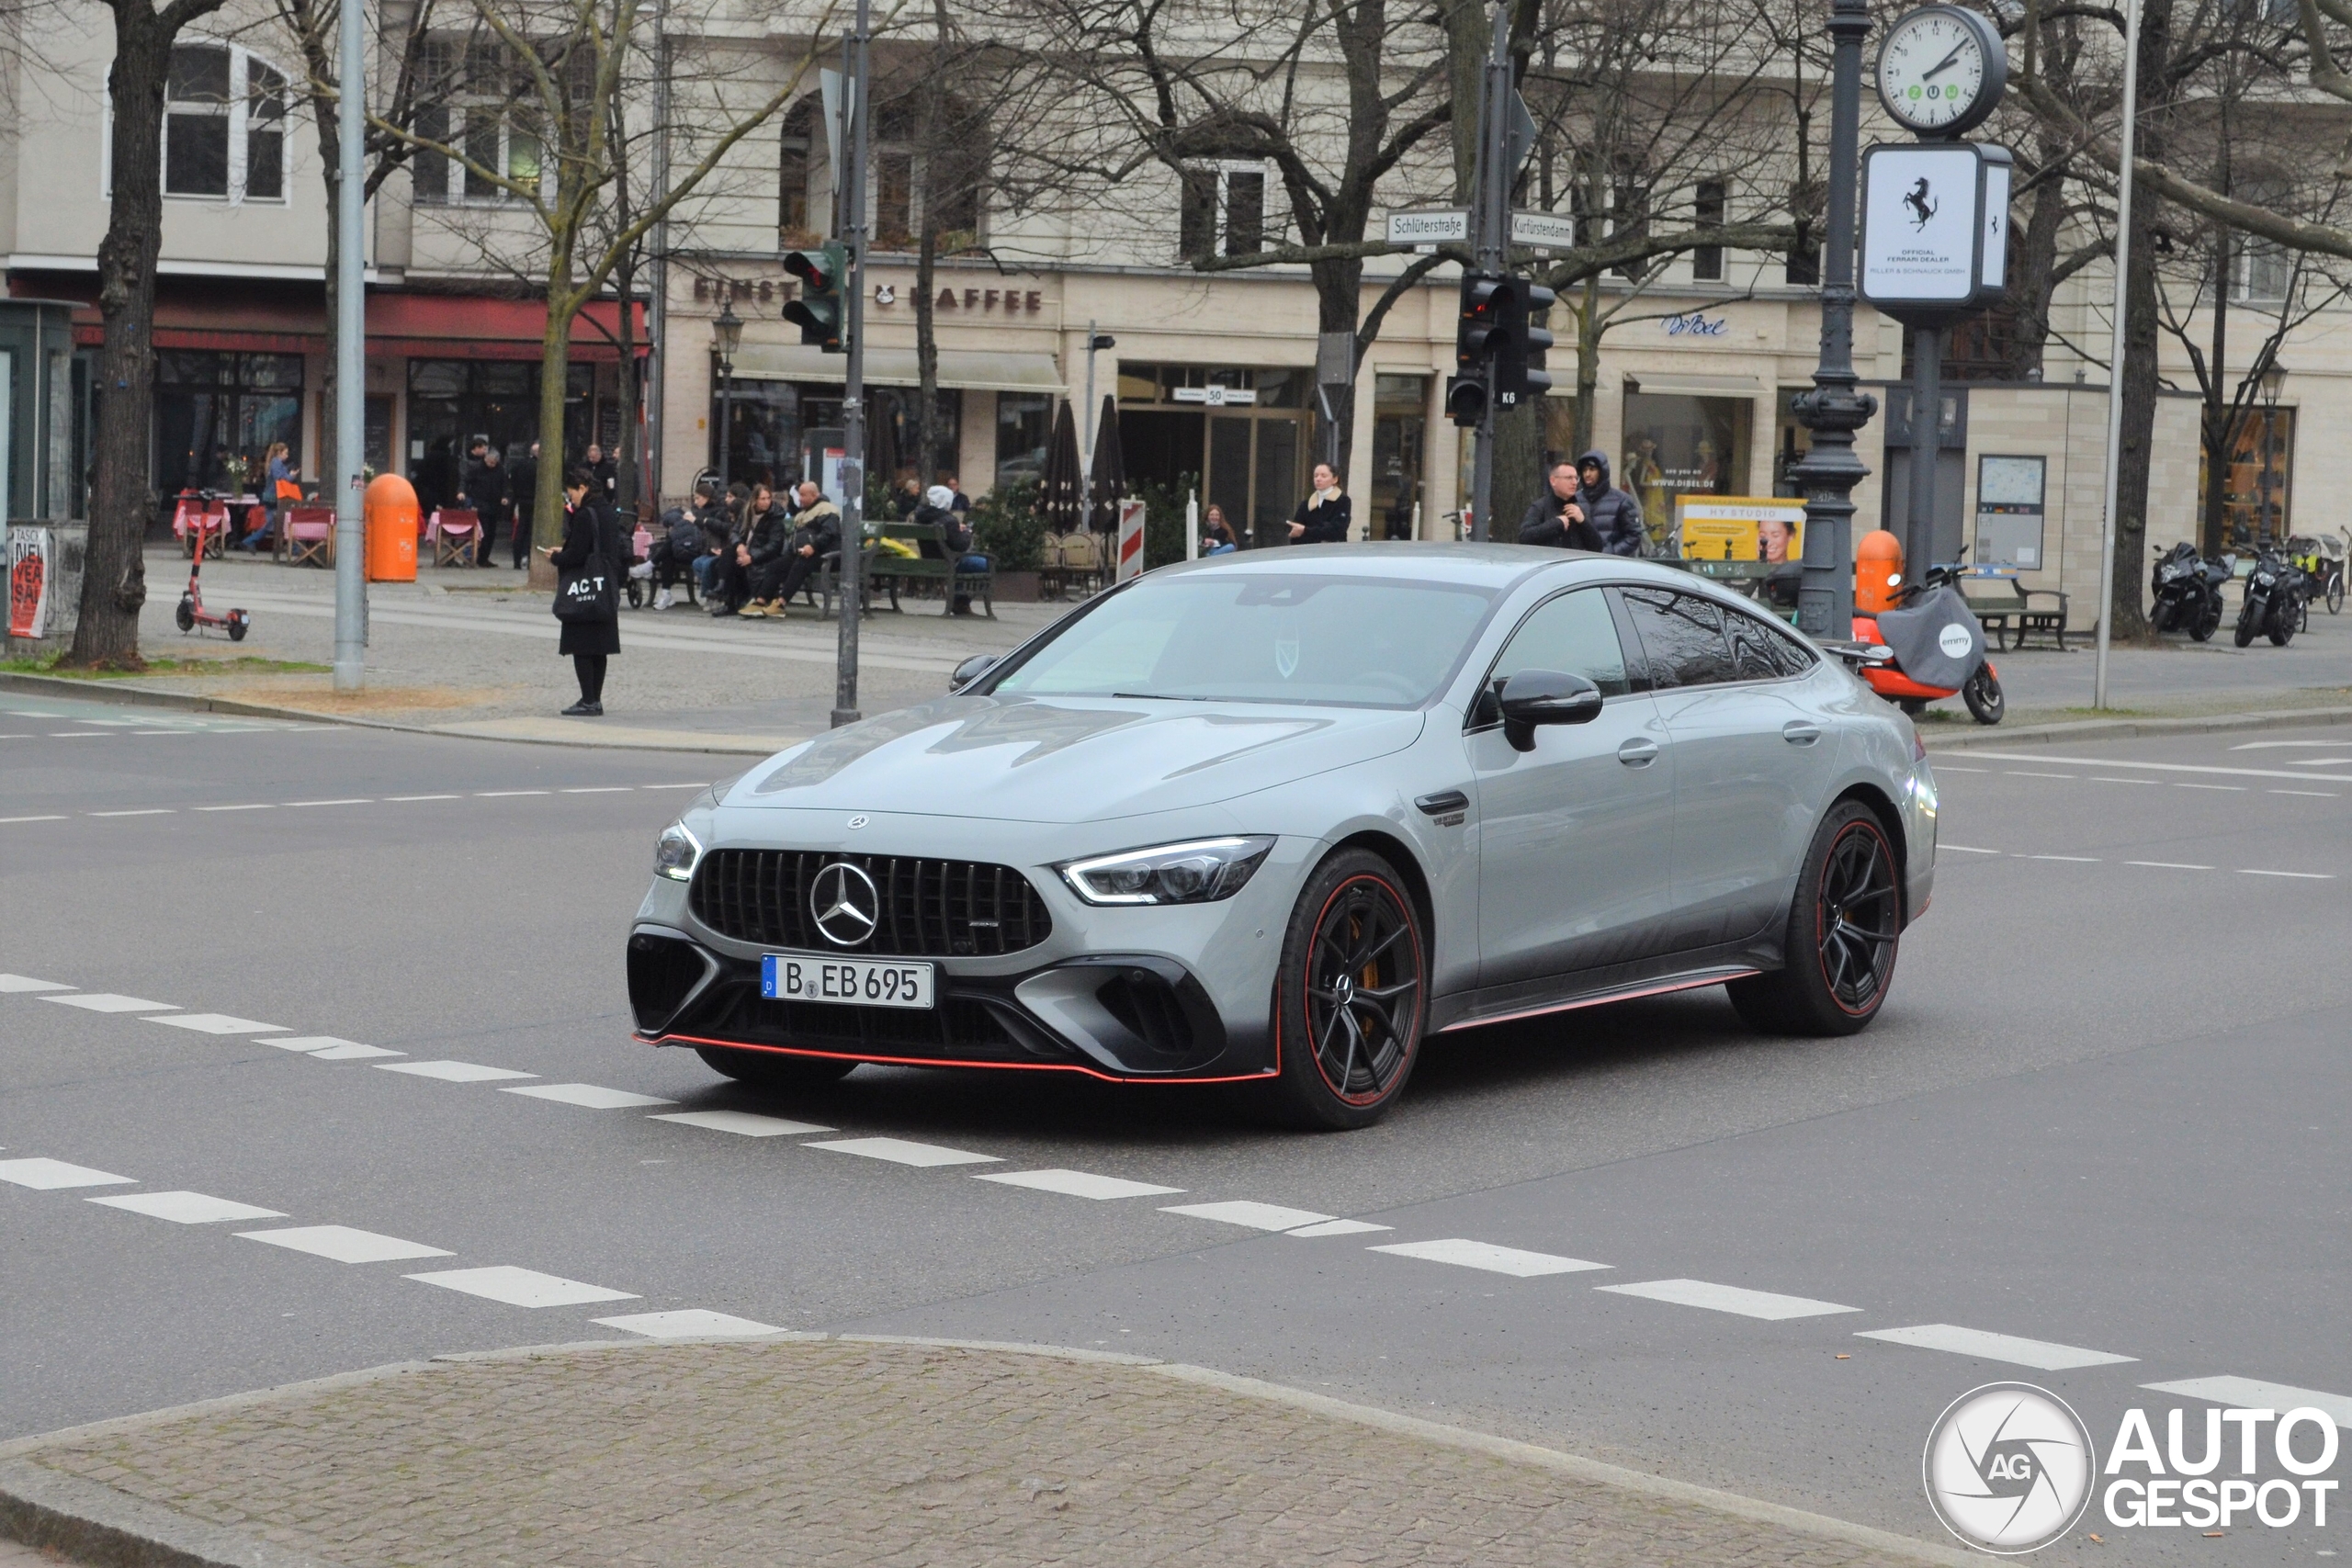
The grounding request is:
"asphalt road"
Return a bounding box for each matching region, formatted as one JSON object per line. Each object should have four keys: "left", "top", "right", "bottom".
{"left": 4, "top": 691, "right": 2348, "bottom": 1562}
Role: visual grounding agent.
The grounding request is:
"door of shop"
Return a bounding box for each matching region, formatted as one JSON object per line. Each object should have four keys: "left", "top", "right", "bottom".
{"left": 1204, "top": 413, "right": 1306, "bottom": 547}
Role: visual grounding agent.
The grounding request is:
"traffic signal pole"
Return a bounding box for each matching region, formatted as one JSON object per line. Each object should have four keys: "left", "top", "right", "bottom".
{"left": 1467, "top": 3, "right": 1510, "bottom": 542}
{"left": 831, "top": 0, "right": 871, "bottom": 728}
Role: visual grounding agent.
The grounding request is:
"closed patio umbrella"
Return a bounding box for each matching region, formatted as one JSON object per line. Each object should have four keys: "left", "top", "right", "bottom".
{"left": 1041, "top": 400, "right": 1085, "bottom": 534}
{"left": 1089, "top": 392, "right": 1125, "bottom": 536}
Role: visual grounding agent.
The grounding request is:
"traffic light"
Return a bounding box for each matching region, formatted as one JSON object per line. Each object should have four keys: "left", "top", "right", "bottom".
{"left": 1456, "top": 272, "right": 1515, "bottom": 370}
{"left": 782, "top": 241, "right": 849, "bottom": 353}
{"left": 1497, "top": 280, "right": 1555, "bottom": 401}
{"left": 1445, "top": 373, "right": 1487, "bottom": 429}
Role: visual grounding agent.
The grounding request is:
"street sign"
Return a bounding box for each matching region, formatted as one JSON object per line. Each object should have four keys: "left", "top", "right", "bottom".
{"left": 1386, "top": 208, "right": 1469, "bottom": 244}
{"left": 1510, "top": 209, "right": 1577, "bottom": 251}
{"left": 1506, "top": 91, "right": 1539, "bottom": 180}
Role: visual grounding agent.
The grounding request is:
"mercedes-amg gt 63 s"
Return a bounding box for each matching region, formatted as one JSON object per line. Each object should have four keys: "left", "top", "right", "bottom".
{"left": 628, "top": 545, "right": 1936, "bottom": 1128}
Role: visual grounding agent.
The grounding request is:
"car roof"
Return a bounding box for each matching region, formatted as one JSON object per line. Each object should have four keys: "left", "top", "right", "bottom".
{"left": 1154, "top": 542, "right": 1712, "bottom": 595}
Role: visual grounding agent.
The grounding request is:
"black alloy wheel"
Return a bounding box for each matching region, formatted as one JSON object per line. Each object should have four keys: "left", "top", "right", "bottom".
{"left": 2191, "top": 594, "right": 2222, "bottom": 642}
{"left": 2235, "top": 597, "right": 2260, "bottom": 648}
{"left": 1267, "top": 848, "right": 1427, "bottom": 1130}
{"left": 2272, "top": 599, "right": 2298, "bottom": 646}
{"left": 695, "top": 1045, "right": 857, "bottom": 1092}
{"left": 1727, "top": 801, "right": 1902, "bottom": 1037}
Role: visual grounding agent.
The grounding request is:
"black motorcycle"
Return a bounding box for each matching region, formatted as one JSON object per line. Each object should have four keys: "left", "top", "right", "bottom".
{"left": 2234, "top": 547, "right": 2308, "bottom": 648}
{"left": 2150, "top": 541, "right": 2230, "bottom": 642}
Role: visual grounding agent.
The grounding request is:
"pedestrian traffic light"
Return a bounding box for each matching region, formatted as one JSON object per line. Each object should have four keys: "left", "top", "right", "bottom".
{"left": 782, "top": 241, "right": 849, "bottom": 353}
{"left": 1497, "top": 280, "right": 1555, "bottom": 401}
{"left": 1456, "top": 273, "right": 1515, "bottom": 370}
{"left": 1445, "top": 373, "right": 1487, "bottom": 429}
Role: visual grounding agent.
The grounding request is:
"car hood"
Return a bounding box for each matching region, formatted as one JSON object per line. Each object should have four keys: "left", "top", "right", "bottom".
{"left": 729, "top": 694, "right": 1426, "bottom": 822}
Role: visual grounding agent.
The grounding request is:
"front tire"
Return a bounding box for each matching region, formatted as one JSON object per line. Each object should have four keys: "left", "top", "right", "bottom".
{"left": 1265, "top": 848, "right": 1428, "bottom": 1130}
{"left": 695, "top": 1045, "right": 856, "bottom": 1092}
{"left": 1726, "top": 801, "right": 1902, "bottom": 1037}
{"left": 2235, "top": 599, "right": 2259, "bottom": 648}
{"left": 1962, "top": 665, "right": 2004, "bottom": 725}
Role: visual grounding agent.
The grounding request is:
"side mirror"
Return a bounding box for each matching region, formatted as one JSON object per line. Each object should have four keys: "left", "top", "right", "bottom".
{"left": 1498, "top": 669, "right": 1603, "bottom": 751}
{"left": 949, "top": 653, "right": 999, "bottom": 692}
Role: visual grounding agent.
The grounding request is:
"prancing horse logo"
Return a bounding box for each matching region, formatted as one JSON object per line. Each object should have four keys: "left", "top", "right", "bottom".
{"left": 810, "top": 862, "right": 879, "bottom": 946}
{"left": 1905, "top": 177, "right": 1938, "bottom": 231}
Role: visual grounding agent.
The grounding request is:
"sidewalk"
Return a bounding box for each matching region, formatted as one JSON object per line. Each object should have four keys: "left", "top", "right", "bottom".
{"left": 0, "top": 1337, "right": 1964, "bottom": 1568}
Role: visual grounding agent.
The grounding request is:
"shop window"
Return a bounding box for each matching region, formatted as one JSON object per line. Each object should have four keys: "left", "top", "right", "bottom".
{"left": 1179, "top": 164, "right": 1269, "bottom": 261}
{"left": 153, "top": 351, "right": 303, "bottom": 499}
{"left": 2203, "top": 405, "right": 2295, "bottom": 547}
{"left": 1692, "top": 180, "right": 1726, "bottom": 282}
{"left": 1622, "top": 391, "right": 1749, "bottom": 553}
{"left": 997, "top": 391, "right": 1053, "bottom": 491}
{"left": 160, "top": 41, "right": 288, "bottom": 203}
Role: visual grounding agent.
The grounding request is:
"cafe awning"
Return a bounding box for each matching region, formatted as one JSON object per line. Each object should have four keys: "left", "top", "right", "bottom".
{"left": 729, "top": 344, "right": 1067, "bottom": 394}
{"left": 1621, "top": 373, "right": 1766, "bottom": 398}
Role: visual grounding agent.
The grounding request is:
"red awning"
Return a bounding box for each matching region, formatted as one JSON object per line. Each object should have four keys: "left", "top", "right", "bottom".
{"left": 40, "top": 285, "right": 645, "bottom": 360}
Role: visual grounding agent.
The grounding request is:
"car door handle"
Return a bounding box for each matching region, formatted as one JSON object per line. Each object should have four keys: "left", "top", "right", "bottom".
{"left": 1617, "top": 738, "right": 1659, "bottom": 766}
{"left": 1781, "top": 721, "right": 1822, "bottom": 746}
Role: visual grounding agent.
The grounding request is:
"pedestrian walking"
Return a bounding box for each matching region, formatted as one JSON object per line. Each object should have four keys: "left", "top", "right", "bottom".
{"left": 1557, "top": 449, "right": 1645, "bottom": 557}
{"left": 1286, "top": 462, "right": 1351, "bottom": 544}
{"left": 542, "top": 468, "right": 622, "bottom": 716}
{"left": 1517, "top": 459, "right": 1605, "bottom": 552}
{"left": 469, "top": 446, "right": 509, "bottom": 566}
{"left": 583, "top": 443, "right": 618, "bottom": 503}
{"left": 507, "top": 441, "right": 539, "bottom": 568}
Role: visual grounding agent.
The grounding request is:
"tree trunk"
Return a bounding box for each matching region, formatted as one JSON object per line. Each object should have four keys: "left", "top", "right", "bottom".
{"left": 73, "top": 6, "right": 185, "bottom": 668}
{"left": 914, "top": 223, "right": 938, "bottom": 486}
{"left": 2201, "top": 234, "right": 2232, "bottom": 556}
{"left": 531, "top": 276, "right": 580, "bottom": 578}
{"left": 2005, "top": 148, "right": 2066, "bottom": 379}
{"left": 1571, "top": 276, "right": 1601, "bottom": 455}
{"left": 1312, "top": 262, "right": 1363, "bottom": 483}
{"left": 614, "top": 257, "right": 641, "bottom": 518}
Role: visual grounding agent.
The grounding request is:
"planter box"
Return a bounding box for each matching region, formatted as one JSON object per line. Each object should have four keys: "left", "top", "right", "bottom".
{"left": 991, "top": 570, "right": 1043, "bottom": 603}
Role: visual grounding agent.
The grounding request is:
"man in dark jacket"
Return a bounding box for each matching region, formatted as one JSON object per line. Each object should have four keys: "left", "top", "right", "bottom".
{"left": 1564, "top": 448, "right": 1644, "bottom": 556}
{"left": 1518, "top": 459, "right": 1605, "bottom": 551}
{"left": 505, "top": 442, "right": 539, "bottom": 568}
{"left": 748, "top": 481, "right": 841, "bottom": 616}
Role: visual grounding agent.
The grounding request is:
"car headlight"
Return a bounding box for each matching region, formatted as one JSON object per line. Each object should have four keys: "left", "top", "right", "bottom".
{"left": 655, "top": 821, "right": 705, "bottom": 882}
{"left": 1058, "top": 836, "right": 1275, "bottom": 906}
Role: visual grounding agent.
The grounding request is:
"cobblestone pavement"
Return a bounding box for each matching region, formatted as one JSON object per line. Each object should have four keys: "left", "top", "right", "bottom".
{"left": 13, "top": 1339, "right": 1942, "bottom": 1568}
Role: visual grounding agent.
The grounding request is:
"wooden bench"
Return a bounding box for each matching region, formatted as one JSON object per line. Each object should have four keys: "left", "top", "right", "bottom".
{"left": 866, "top": 523, "right": 996, "bottom": 617}
{"left": 1962, "top": 581, "right": 2071, "bottom": 650}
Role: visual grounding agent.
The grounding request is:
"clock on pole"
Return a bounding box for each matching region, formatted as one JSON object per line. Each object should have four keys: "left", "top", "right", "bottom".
{"left": 1874, "top": 5, "right": 2007, "bottom": 139}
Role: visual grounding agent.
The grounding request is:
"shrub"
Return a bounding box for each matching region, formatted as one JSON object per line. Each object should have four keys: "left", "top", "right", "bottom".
{"left": 970, "top": 478, "right": 1046, "bottom": 571}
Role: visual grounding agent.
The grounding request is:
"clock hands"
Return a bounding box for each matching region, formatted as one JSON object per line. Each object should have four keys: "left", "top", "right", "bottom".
{"left": 1920, "top": 39, "right": 1970, "bottom": 80}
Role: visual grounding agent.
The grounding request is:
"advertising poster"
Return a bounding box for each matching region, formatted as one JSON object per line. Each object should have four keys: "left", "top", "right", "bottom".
{"left": 1860, "top": 144, "right": 1981, "bottom": 305}
{"left": 1677, "top": 497, "right": 1805, "bottom": 563}
{"left": 7, "top": 525, "right": 51, "bottom": 639}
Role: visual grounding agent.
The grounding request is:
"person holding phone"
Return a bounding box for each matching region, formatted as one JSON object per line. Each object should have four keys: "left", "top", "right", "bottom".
{"left": 1517, "top": 458, "right": 1605, "bottom": 551}
{"left": 541, "top": 468, "right": 622, "bottom": 715}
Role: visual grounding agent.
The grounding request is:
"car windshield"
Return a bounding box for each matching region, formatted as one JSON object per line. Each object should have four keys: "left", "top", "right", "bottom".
{"left": 986, "top": 573, "right": 1498, "bottom": 707}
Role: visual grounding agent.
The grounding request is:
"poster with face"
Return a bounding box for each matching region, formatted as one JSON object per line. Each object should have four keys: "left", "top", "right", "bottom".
{"left": 8, "top": 526, "right": 50, "bottom": 639}
{"left": 1677, "top": 499, "right": 1806, "bottom": 563}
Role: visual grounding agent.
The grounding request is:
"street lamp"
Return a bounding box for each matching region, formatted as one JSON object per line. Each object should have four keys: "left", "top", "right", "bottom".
{"left": 713, "top": 296, "right": 742, "bottom": 494}
{"left": 2258, "top": 359, "right": 2288, "bottom": 546}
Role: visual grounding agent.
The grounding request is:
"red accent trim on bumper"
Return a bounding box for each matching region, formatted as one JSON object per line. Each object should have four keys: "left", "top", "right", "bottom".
{"left": 639, "top": 1029, "right": 1277, "bottom": 1086}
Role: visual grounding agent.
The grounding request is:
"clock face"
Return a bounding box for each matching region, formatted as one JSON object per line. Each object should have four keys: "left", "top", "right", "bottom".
{"left": 1877, "top": 8, "right": 1996, "bottom": 133}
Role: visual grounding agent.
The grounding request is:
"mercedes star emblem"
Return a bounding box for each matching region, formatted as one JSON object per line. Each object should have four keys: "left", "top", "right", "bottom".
{"left": 847, "top": 814, "right": 869, "bottom": 829}
{"left": 809, "top": 861, "right": 879, "bottom": 947}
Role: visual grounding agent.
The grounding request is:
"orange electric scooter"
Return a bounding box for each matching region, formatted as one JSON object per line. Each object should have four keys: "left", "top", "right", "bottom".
{"left": 1847, "top": 529, "right": 2004, "bottom": 725}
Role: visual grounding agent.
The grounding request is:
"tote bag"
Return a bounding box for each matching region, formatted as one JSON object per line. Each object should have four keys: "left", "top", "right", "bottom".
{"left": 554, "top": 513, "right": 616, "bottom": 622}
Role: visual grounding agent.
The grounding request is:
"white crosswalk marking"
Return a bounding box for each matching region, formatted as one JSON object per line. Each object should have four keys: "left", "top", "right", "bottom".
{"left": 0, "top": 974, "right": 73, "bottom": 993}
{"left": 594, "top": 1310, "right": 784, "bottom": 1339}
{"left": 406, "top": 1266, "right": 636, "bottom": 1308}
{"left": 1857, "top": 1324, "right": 2136, "bottom": 1371}
{"left": 650, "top": 1110, "right": 833, "bottom": 1137}
{"left": 1285, "top": 1219, "right": 1393, "bottom": 1237}
{"left": 89, "top": 1190, "right": 288, "bottom": 1224}
{"left": 1597, "top": 1279, "right": 1858, "bottom": 1320}
{"left": 2143, "top": 1377, "right": 2352, "bottom": 1428}
{"left": 501, "top": 1083, "right": 676, "bottom": 1110}
{"left": 975, "top": 1168, "right": 1183, "bottom": 1201}
{"left": 0, "top": 1157, "right": 134, "bottom": 1190}
{"left": 806, "top": 1136, "right": 1000, "bottom": 1168}
{"left": 235, "top": 1225, "right": 454, "bottom": 1264}
{"left": 145, "top": 1013, "right": 287, "bottom": 1035}
{"left": 41, "top": 993, "right": 176, "bottom": 1013}
{"left": 1370, "top": 1238, "right": 1608, "bottom": 1277}
{"left": 374, "top": 1060, "right": 537, "bottom": 1083}
{"left": 1160, "top": 1200, "right": 1332, "bottom": 1232}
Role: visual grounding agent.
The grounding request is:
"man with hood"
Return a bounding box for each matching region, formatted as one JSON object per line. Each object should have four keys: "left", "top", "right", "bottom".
{"left": 1552, "top": 448, "right": 1644, "bottom": 557}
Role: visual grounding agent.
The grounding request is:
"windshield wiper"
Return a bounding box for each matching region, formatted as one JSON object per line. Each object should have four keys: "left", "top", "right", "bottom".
{"left": 1110, "top": 692, "right": 1216, "bottom": 702}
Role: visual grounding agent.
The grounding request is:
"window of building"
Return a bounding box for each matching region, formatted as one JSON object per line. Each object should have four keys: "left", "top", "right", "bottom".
{"left": 779, "top": 96, "right": 816, "bottom": 243}
{"left": 2234, "top": 238, "right": 2292, "bottom": 303}
{"left": 413, "top": 39, "right": 541, "bottom": 205}
{"left": 161, "top": 42, "right": 288, "bottom": 203}
{"left": 1618, "top": 390, "right": 1750, "bottom": 552}
{"left": 153, "top": 352, "right": 303, "bottom": 497}
{"left": 862, "top": 96, "right": 987, "bottom": 254}
{"left": 1179, "top": 164, "right": 1269, "bottom": 260}
{"left": 996, "top": 392, "right": 1053, "bottom": 491}
{"left": 876, "top": 152, "right": 915, "bottom": 248}
{"left": 1692, "top": 180, "right": 1726, "bottom": 282}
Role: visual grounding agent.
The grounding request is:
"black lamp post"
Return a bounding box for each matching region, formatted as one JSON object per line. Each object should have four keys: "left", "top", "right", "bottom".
{"left": 713, "top": 296, "right": 743, "bottom": 495}
{"left": 1792, "top": 0, "right": 1875, "bottom": 637}
{"left": 2257, "top": 359, "right": 2287, "bottom": 546}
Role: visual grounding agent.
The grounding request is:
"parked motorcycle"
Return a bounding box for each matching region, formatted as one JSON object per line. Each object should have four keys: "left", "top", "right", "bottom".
{"left": 1853, "top": 561, "right": 2005, "bottom": 725}
{"left": 2234, "top": 547, "right": 2308, "bottom": 648}
{"left": 2150, "top": 541, "right": 2233, "bottom": 642}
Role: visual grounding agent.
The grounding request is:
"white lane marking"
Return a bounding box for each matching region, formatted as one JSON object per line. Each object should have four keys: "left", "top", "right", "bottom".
{"left": 2283, "top": 758, "right": 2352, "bottom": 766}
{"left": 650, "top": 1110, "right": 833, "bottom": 1137}
{"left": 2126, "top": 862, "right": 2213, "bottom": 871}
{"left": 2090, "top": 777, "right": 2160, "bottom": 785}
{"left": 41, "top": 993, "right": 176, "bottom": 1013}
{"left": 2242, "top": 869, "right": 2334, "bottom": 879}
{"left": 2270, "top": 790, "right": 2340, "bottom": 798}
{"left": 1933, "top": 765, "right": 1985, "bottom": 773}
{"left": 1159, "top": 1200, "right": 1333, "bottom": 1232}
{"left": 1286, "top": 1219, "right": 1394, "bottom": 1236}
{"left": 374, "top": 1060, "right": 537, "bottom": 1083}
{"left": 974, "top": 1168, "right": 1184, "bottom": 1201}
{"left": 805, "top": 1136, "right": 1000, "bottom": 1168}
{"left": 89, "top": 1190, "right": 288, "bottom": 1224}
{"left": 289, "top": 798, "right": 372, "bottom": 807}
{"left": 2024, "top": 854, "right": 2099, "bottom": 863}
{"left": 2004, "top": 772, "right": 2075, "bottom": 781}
{"left": 1962, "top": 751, "right": 2352, "bottom": 784}
{"left": 2233, "top": 740, "right": 2352, "bottom": 750}
{"left": 308, "top": 1043, "right": 404, "bottom": 1060}
{"left": 48, "top": 731, "right": 113, "bottom": 738}
{"left": 0, "top": 815, "right": 68, "bottom": 824}
{"left": 145, "top": 1013, "right": 287, "bottom": 1035}
{"left": 194, "top": 804, "right": 276, "bottom": 812}
{"left": 87, "top": 808, "right": 175, "bottom": 818}
{"left": 1597, "top": 1278, "right": 1859, "bottom": 1320}
{"left": 386, "top": 794, "right": 463, "bottom": 802}
{"left": 405, "top": 1265, "right": 637, "bottom": 1307}
{"left": 0, "top": 1157, "right": 134, "bottom": 1190}
{"left": 1857, "top": 1324, "right": 2137, "bottom": 1371}
{"left": 0, "top": 974, "right": 73, "bottom": 993}
{"left": 266, "top": 1035, "right": 390, "bottom": 1056}
{"left": 2174, "top": 783, "right": 2246, "bottom": 792}
{"left": 594, "top": 1309, "right": 783, "bottom": 1339}
{"left": 1940, "top": 845, "right": 2001, "bottom": 854}
{"left": 2143, "top": 1377, "right": 2352, "bottom": 1428}
{"left": 500, "top": 1083, "right": 676, "bottom": 1110}
{"left": 475, "top": 790, "right": 550, "bottom": 797}
{"left": 638, "top": 783, "right": 712, "bottom": 789}
{"left": 236, "top": 1225, "right": 456, "bottom": 1263}
{"left": 1371, "top": 1238, "right": 1610, "bottom": 1277}
{"left": 560, "top": 786, "right": 635, "bottom": 794}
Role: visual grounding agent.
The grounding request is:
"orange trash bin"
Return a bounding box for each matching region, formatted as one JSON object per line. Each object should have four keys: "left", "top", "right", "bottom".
{"left": 1854, "top": 529, "right": 1905, "bottom": 615}
{"left": 365, "top": 473, "right": 420, "bottom": 581}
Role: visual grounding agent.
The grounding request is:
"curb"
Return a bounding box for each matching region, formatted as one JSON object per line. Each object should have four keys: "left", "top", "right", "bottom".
{"left": 0, "top": 1334, "right": 1977, "bottom": 1568}
{"left": 1921, "top": 701, "right": 2352, "bottom": 752}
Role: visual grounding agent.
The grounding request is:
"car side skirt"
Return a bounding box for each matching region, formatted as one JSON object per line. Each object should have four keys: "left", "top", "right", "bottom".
{"left": 1430, "top": 941, "right": 1776, "bottom": 1034}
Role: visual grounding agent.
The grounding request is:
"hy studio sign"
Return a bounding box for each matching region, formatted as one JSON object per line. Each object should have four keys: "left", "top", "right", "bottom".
{"left": 1860, "top": 141, "right": 2013, "bottom": 324}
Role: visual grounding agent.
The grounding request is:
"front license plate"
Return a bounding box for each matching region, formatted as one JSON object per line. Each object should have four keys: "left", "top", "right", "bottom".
{"left": 762, "top": 952, "right": 936, "bottom": 1010}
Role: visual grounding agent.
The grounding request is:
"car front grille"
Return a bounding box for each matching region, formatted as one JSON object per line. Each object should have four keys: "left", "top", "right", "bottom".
{"left": 688, "top": 849, "right": 1054, "bottom": 957}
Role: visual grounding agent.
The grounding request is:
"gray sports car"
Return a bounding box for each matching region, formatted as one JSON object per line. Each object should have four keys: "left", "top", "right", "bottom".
{"left": 628, "top": 545, "right": 1936, "bottom": 1128}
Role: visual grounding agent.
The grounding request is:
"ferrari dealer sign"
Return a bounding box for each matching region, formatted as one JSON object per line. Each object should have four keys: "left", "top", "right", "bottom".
{"left": 1860, "top": 143, "right": 1994, "bottom": 310}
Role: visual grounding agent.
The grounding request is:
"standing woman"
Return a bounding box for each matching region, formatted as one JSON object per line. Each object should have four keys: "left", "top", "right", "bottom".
{"left": 542, "top": 468, "right": 622, "bottom": 716}
{"left": 1286, "top": 462, "right": 1350, "bottom": 544}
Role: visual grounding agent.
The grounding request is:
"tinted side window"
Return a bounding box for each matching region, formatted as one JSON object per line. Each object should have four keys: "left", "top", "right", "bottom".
{"left": 1758, "top": 615, "right": 1819, "bottom": 677}
{"left": 1490, "top": 589, "right": 1632, "bottom": 697}
{"left": 1724, "top": 607, "right": 1798, "bottom": 681}
{"left": 1620, "top": 588, "right": 1736, "bottom": 687}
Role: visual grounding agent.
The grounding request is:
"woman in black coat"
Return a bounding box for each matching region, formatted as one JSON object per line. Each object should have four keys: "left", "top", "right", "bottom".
{"left": 542, "top": 468, "right": 622, "bottom": 716}
{"left": 1286, "top": 462, "right": 1351, "bottom": 544}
